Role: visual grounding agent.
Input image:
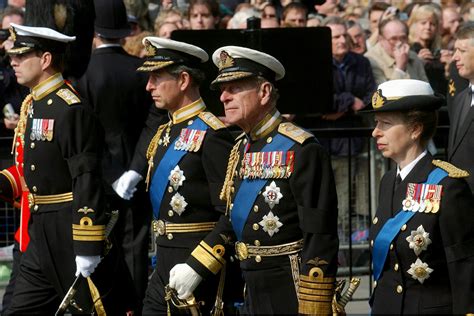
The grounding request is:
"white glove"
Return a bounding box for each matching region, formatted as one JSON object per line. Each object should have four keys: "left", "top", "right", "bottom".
{"left": 169, "top": 263, "right": 203, "bottom": 300}
{"left": 75, "top": 255, "right": 101, "bottom": 278}
{"left": 112, "top": 170, "right": 143, "bottom": 200}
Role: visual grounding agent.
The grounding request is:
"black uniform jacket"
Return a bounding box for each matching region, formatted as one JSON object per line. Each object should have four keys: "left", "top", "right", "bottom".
{"left": 130, "top": 99, "right": 234, "bottom": 248}
{"left": 186, "top": 111, "right": 339, "bottom": 312}
{"left": 76, "top": 46, "right": 157, "bottom": 186}
{"left": 369, "top": 153, "right": 474, "bottom": 314}
{"left": 448, "top": 86, "right": 474, "bottom": 192}
{"left": 23, "top": 73, "right": 106, "bottom": 256}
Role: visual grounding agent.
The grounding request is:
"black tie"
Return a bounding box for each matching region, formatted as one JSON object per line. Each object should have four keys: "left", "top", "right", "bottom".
{"left": 394, "top": 174, "right": 402, "bottom": 192}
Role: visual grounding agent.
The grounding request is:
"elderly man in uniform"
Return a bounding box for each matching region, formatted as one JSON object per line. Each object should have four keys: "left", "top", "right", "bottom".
{"left": 2, "top": 24, "right": 133, "bottom": 314}
{"left": 113, "top": 37, "right": 238, "bottom": 314}
{"left": 169, "top": 46, "right": 339, "bottom": 315}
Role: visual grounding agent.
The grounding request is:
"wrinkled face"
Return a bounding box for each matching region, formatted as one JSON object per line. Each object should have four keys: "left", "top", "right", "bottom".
{"left": 329, "top": 24, "right": 349, "bottom": 60}
{"left": 372, "top": 112, "right": 417, "bottom": 162}
{"left": 453, "top": 38, "right": 474, "bottom": 81}
{"left": 369, "top": 10, "right": 384, "bottom": 33}
{"left": 189, "top": 4, "right": 216, "bottom": 30}
{"left": 283, "top": 9, "right": 306, "bottom": 27}
{"left": 379, "top": 20, "right": 408, "bottom": 58}
{"left": 347, "top": 24, "right": 366, "bottom": 54}
{"left": 146, "top": 70, "right": 182, "bottom": 112}
{"left": 218, "top": 79, "right": 262, "bottom": 130}
{"left": 10, "top": 51, "right": 43, "bottom": 88}
{"left": 414, "top": 16, "right": 437, "bottom": 42}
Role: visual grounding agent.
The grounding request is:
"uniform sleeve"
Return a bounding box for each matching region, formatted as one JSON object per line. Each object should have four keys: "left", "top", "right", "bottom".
{"left": 439, "top": 177, "right": 474, "bottom": 313}
{"left": 290, "top": 142, "right": 339, "bottom": 315}
{"left": 57, "top": 106, "right": 106, "bottom": 256}
{"left": 0, "top": 165, "right": 22, "bottom": 202}
{"left": 186, "top": 129, "right": 236, "bottom": 279}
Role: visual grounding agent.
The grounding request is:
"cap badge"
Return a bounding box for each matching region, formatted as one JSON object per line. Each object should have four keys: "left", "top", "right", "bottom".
{"left": 372, "top": 89, "right": 386, "bottom": 109}
{"left": 218, "top": 50, "right": 234, "bottom": 71}
{"left": 144, "top": 40, "right": 157, "bottom": 57}
{"left": 9, "top": 26, "right": 16, "bottom": 42}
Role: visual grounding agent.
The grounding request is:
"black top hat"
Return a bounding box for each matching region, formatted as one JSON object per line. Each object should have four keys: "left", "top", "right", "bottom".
{"left": 94, "top": 0, "right": 131, "bottom": 39}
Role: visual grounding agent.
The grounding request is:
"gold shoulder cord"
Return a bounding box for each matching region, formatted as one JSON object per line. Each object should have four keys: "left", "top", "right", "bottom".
{"left": 219, "top": 139, "right": 242, "bottom": 215}
{"left": 12, "top": 94, "right": 33, "bottom": 154}
{"left": 145, "top": 123, "right": 168, "bottom": 191}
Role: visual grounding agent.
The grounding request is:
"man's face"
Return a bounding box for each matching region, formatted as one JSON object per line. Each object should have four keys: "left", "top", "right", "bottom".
{"left": 379, "top": 20, "right": 408, "bottom": 58}
{"left": 329, "top": 24, "right": 349, "bottom": 61}
{"left": 442, "top": 9, "right": 460, "bottom": 36}
{"left": 369, "top": 10, "right": 384, "bottom": 33}
{"left": 283, "top": 9, "right": 306, "bottom": 27}
{"left": 189, "top": 4, "right": 216, "bottom": 30}
{"left": 453, "top": 38, "right": 474, "bottom": 82}
{"left": 347, "top": 24, "right": 366, "bottom": 54}
{"left": 146, "top": 70, "right": 182, "bottom": 112}
{"left": 218, "top": 79, "right": 262, "bottom": 131}
{"left": 10, "top": 51, "right": 43, "bottom": 88}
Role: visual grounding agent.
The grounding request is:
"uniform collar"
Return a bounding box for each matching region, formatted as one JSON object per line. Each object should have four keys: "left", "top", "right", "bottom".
{"left": 397, "top": 150, "right": 427, "bottom": 180}
{"left": 31, "top": 73, "right": 64, "bottom": 101}
{"left": 171, "top": 98, "right": 206, "bottom": 124}
{"left": 249, "top": 108, "right": 282, "bottom": 141}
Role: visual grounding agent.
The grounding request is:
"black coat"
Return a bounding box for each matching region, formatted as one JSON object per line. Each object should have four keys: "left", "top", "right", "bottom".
{"left": 448, "top": 86, "right": 474, "bottom": 192}
{"left": 76, "top": 46, "right": 156, "bottom": 186}
{"left": 369, "top": 154, "right": 474, "bottom": 314}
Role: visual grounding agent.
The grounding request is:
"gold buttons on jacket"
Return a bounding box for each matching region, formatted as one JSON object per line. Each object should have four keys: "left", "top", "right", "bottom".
{"left": 30, "top": 143, "right": 35, "bottom": 149}
{"left": 167, "top": 233, "right": 173, "bottom": 240}
{"left": 30, "top": 165, "right": 36, "bottom": 171}
{"left": 254, "top": 240, "right": 260, "bottom": 246}
{"left": 168, "top": 210, "right": 174, "bottom": 217}
{"left": 253, "top": 205, "right": 259, "bottom": 213}
{"left": 373, "top": 281, "right": 377, "bottom": 288}
{"left": 401, "top": 224, "right": 407, "bottom": 231}
{"left": 252, "top": 223, "right": 259, "bottom": 231}
{"left": 33, "top": 205, "right": 39, "bottom": 212}
{"left": 255, "top": 255, "right": 262, "bottom": 262}
{"left": 390, "top": 243, "right": 394, "bottom": 250}
{"left": 168, "top": 186, "right": 173, "bottom": 193}
{"left": 394, "top": 263, "right": 399, "bottom": 271}
{"left": 230, "top": 203, "right": 233, "bottom": 211}
{"left": 372, "top": 217, "right": 378, "bottom": 224}
{"left": 243, "top": 138, "right": 247, "bottom": 144}
{"left": 266, "top": 137, "right": 272, "bottom": 143}
{"left": 47, "top": 99, "right": 53, "bottom": 105}
{"left": 188, "top": 120, "right": 193, "bottom": 125}
{"left": 32, "top": 186, "right": 37, "bottom": 192}
{"left": 396, "top": 285, "right": 403, "bottom": 293}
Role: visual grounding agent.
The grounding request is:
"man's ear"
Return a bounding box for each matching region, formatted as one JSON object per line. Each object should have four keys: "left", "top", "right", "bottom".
{"left": 40, "top": 52, "right": 53, "bottom": 71}
{"left": 179, "top": 71, "right": 192, "bottom": 91}
{"left": 259, "top": 81, "right": 272, "bottom": 105}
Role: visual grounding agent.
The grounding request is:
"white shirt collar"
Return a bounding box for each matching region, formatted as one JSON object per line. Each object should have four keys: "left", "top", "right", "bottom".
{"left": 397, "top": 150, "right": 427, "bottom": 181}
{"left": 470, "top": 84, "right": 474, "bottom": 107}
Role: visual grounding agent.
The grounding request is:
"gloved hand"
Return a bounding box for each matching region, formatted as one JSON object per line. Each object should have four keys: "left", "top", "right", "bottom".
{"left": 169, "top": 263, "right": 203, "bottom": 300}
{"left": 75, "top": 255, "right": 101, "bottom": 278}
{"left": 112, "top": 170, "right": 143, "bottom": 200}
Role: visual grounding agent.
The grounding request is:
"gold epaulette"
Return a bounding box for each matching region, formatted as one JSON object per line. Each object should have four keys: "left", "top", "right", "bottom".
{"left": 432, "top": 159, "right": 469, "bottom": 178}
{"left": 298, "top": 268, "right": 335, "bottom": 315}
{"left": 278, "top": 122, "right": 313, "bottom": 144}
{"left": 190, "top": 241, "right": 225, "bottom": 275}
{"left": 56, "top": 88, "right": 81, "bottom": 105}
{"left": 198, "top": 111, "right": 226, "bottom": 130}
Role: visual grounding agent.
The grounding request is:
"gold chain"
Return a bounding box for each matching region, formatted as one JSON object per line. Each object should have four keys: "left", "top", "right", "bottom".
{"left": 12, "top": 94, "right": 33, "bottom": 154}
{"left": 219, "top": 139, "right": 242, "bottom": 215}
{"left": 145, "top": 122, "right": 168, "bottom": 191}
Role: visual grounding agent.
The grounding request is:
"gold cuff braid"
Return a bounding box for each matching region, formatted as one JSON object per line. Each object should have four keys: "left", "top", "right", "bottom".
{"left": 298, "top": 272, "right": 335, "bottom": 315}
{"left": 191, "top": 241, "right": 225, "bottom": 275}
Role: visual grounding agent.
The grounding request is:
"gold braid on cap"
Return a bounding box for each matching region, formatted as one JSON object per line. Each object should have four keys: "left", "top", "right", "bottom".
{"left": 219, "top": 139, "right": 242, "bottom": 215}
{"left": 12, "top": 94, "right": 33, "bottom": 154}
{"left": 145, "top": 123, "right": 168, "bottom": 191}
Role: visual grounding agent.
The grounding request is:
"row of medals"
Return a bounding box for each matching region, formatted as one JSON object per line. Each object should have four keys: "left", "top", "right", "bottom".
{"left": 402, "top": 197, "right": 440, "bottom": 213}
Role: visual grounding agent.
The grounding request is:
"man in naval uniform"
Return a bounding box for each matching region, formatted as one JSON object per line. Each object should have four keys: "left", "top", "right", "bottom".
{"left": 169, "top": 46, "right": 339, "bottom": 315}
{"left": 113, "top": 37, "right": 238, "bottom": 314}
{"left": 3, "top": 23, "right": 133, "bottom": 314}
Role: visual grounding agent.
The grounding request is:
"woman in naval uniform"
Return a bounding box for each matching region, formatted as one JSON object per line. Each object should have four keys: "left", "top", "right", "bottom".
{"left": 368, "top": 79, "right": 474, "bottom": 314}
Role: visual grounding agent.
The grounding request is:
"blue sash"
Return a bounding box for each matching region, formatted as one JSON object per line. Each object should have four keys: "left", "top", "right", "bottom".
{"left": 372, "top": 167, "right": 448, "bottom": 281}
{"left": 231, "top": 134, "right": 296, "bottom": 240}
{"left": 149, "top": 118, "right": 208, "bottom": 219}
